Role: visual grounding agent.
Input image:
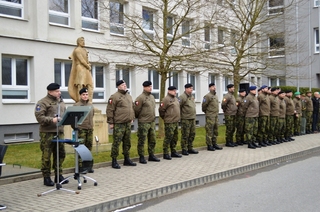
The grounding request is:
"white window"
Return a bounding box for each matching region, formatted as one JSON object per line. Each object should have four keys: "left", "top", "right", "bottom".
{"left": 169, "top": 72, "right": 179, "bottom": 95}
{"left": 269, "top": 36, "right": 285, "bottom": 57}
{"left": 187, "top": 73, "right": 196, "bottom": 98}
{"left": 218, "top": 28, "right": 224, "bottom": 52}
{"left": 230, "top": 30, "right": 237, "bottom": 54}
{"left": 268, "top": 77, "right": 285, "bottom": 86}
{"left": 208, "top": 73, "right": 216, "bottom": 85}
{"left": 315, "top": 28, "right": 319, "bottom": 53}
{"left": 49, "top": 0, "right": 69, "bottom": 26}
{"left": 116, "top": 67, "right": 130, "bottom": 91}
{"left": 2, "top": 56, "right": 30, "bottom": 102}
{"left": 182, "top": 20, "right": 190, "bottom": 47}
{"left": 315, "top": 0, "right": 320, "bottom": 7}
{"left": 92, "top": 65, "right": 105, "bottom": 102}
{"left": 82, "top": 0, "right": 99, "bottom": 31}
{"left": 167, "top": 16, "right": 173, "bottom": 41}
{"left": 204, "top": 25, "right": 211, "bottom": 50}
{"left": 54, "top": 60, "right": 72, "bottom": 100}
{"left": 142, "top": 8, "right": 154, "bottom": 40}
{"left": 0, "top": 0, "right": 23, "bottom": 18}
{"left": 148, "top": 69, "right": 160, "bottom": 100}
{"left": 268, "top": 0, "right": 284, "bottom": 15}
{"left": 110, "top": 1, "right": 124, "bottom": 35}
{"left": 224, "top": 75, "right": 232, "bottom": 92}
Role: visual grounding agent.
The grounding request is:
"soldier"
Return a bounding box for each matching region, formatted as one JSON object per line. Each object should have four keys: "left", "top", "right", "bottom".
{"left": 34, "top": 83, "right": 69, "bottom": 186}
{"left": 284, "top": 90, "right": 295, "bottom": 141}
{"left": 268, "top": 87, "right": 280, "bottom": 144}
{"left": 159, "top": 86, "right": 182, "bottom": 160}
{"left": 202, "top": 83, "right": 223, "bottom": 151}
{"left": 312, "top": 92, "right": 320, "bottom": 133}
{"left": 305, "top": 91, "right": 313, "bottom": 134}
{"left": 293, "top": 91, "right": 302, "bottom": 136}
{"left": 221, "top": 84, "right": 238, "bottom": 147}
{"left": 235, "top": 89, "right": 247, "bottom": 145}
{"left": 73, "top": 87, "right": 94, "bottom": 173}
{"left": 107, "top": 80, "right": 136, "bottom": 169}
{"left": 257, "top": 85, "right": 270, "bottom": 146}
{"left": 243, "top": 86, "right": 260, "bottom": 149}
{"left": 134, "top": 81, "right": 160, "bottom": 164}
{"left": 300, "top": 94, "right": 307, "bottom": 135}
{"left": 277, "top": 91, "right": 287, "bottom": 142}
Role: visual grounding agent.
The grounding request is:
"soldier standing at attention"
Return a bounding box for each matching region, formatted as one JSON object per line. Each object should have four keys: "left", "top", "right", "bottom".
{"left": 159, "top": 86, "right": 182, "bottom": 160}
{"left": 202, "top": 83, "right": 223, "bottom": 151}
{"left": 284, "top": 90, "right": 295, "bottom": 141}
{"left": 243, "top": 86, "right": 260, "bottom": 149}
{"left": 221, "top": 84, "right": 238, "bottom": 147}
{"left": 257, "top": 85, "right": 270, "bottom": 146}
{"left": 73, "top": 87, "right": 94, "bottom": 173}
{"left": 268, "top": 87, "right": 280, "bottom": 144}
{"left": 235, "top": 89, "right": 247, "bottom": 146}
{"left": 134, "top": 81, "right": 160, "bottom": 164}
{"left": 34, "top": 83, "right": 69, "bottom": 186}
{"left": 107, "top": 80, "right": 136, "bottom": 169}
{"left": 277, "top": 91, "right": 287, "bottom": 142}
{"left": 293, "top": 91, "right": 302, "bottom": 136}
{"left": 305, "top": 91, "right": 313, "bottom": 134}
{"left": 179, "top": 83, "right": 198, "bottom": 155}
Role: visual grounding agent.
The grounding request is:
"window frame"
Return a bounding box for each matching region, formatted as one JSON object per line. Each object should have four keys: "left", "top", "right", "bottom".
{"left": 81, "top": 0, "right": 99, "bottom": 31}
{"left": 182, "top": 20, "right": 191, "bottom": 47}
{"left": 315, "top": 28, "right": 319, "bottom": 53}
{"left": 268, "top": 0, "right": 284, "bottom": 15}
{"left": 166, "top": 16, "right": 174, "bottom": 42}
{"left": 2, "top": 55, "right": 30, "bottom": 103}
{"left": 315, "top": 0, "right": 320, "bottom": 7}
{"left": 116, "top": 66, "right": 131, "bottom": 92}
{"left": 148, "top": 69, "right": 160, "bottom": 100}
{"left": 187, "top": 73, "right": 196, "bottom": 99}
{"left": 169, "top": 71, "right": 179, "bottom": 96}
{"left": 142, "top": 8, "right": 155, "bottom": 40}
{"left": 54, "top": 59, "right": 72, "bottom": 102}
{"left": 208, "top": 73, "right": 216, "bottom": 85}
{"left": 218, "top": 27, "right": 225, "bottom": 52}
{"left": 109, "top": 1, "right": 125, "bottom": 35}
{"left": 268, "top": 36, "right": 285, "bottom": 58}
{"left": 0, "top": 0, "right": 24, "bottom": 19}
{"left": 224, "top": 75, "right": 232, "bottom": 92}
{"left": 204, "top": 25, "right": 211, "bottom": 50}
{"left": 91, "top": 64, "right": 106, "bottom": 102}
{"left": 49, "top": 0, "right": 70, "bottom": 26}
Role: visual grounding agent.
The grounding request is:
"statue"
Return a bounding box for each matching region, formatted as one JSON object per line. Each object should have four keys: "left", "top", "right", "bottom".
{"left": 68, "top": 37, "right": 93, "bottom": 102}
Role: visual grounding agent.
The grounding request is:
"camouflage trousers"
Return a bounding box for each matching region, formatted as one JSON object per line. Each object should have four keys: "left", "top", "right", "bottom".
{"left": 306, "top": 111, "right": 313, "bottom": 132}
{"left": 285, "top": 115, "right": 294, "bottom": 138}
{"left": 294, "top": 114, "right": 301, "bottom": 134}
{"left": 244, "top": 117, "right": 258, "bottom": 143}
{"left": 181, "top": 119, "right": 196, "bottom": 151}
{"left": 205, "top": 116, "right": 219, "bottom": 146}
{"left": 39, "top": 132, "right": 65, "bottom": 177}
{"left": 224, "top": 115, "right": 236, "bottom": 143}
{"left": 163, "top": 122, "right": 179, "bottom": 154}
{"left": 235, "top": 116, "right": 245, "bottom": 142}
{"left": 78, "top": 129, "right": 93, "bottom": 151}
{"left": 268, "top": 116, "right": 278, "bottom": 141}
{"left": 277, "top": 118, "right": 286, "bottom": 139}
{"left": 111, "top": 122, "right": 132, "bottom": 158}
{"left": 257, "top": 116, "right": 269, "bottom": 142}
{"left": 137, "top": 122, "right": 156, "bottom": 156}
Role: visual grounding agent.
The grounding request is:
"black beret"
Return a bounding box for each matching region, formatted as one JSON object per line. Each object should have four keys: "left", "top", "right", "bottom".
{"left": 209, "top": 83, "right": 215, "bottom": 87}
{"left": 47, "top": 83, "right": 60, "bottom": 91}
{"left": 79, "top": 87, "right": 88, "bottom": 95}
{"left": 271, "top": 87, "right": 277, "bottom": 92}
{"left": 184, "top": 83, "right": 193, "bottom": 88}
{"left": 239, "top": 89, "right": 246, "bottom": 93}
{"left": 278, "top": 91, "right": 285, "bottom": 95}
{"left": 168, "top": 86, "right": 177, "bottom": 90}
{"left": 285, "top": 90, "right": 292, "bottom": 93}
{"left": 142, "top": 81, "right": 152, "bottom": 87}
{"left": 116, "top": 80, "right": 125, "bottom": 87}
{"left": 227, "top": 84, "right": 234, "bottom": 89}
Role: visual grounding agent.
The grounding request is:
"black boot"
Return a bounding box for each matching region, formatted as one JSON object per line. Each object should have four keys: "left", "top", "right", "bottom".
{"left": 148, "top": 154, "right": 160, "bottom": 162}
{"left": 248, "top": 142, "right": 256, "bottom": 149}
{"left": 54, "top": 175, "right": 69, "bottom": 184}
{"left": 207, "top": 145, "right": 215, "bottom": 151}
{"left": 139, "top": 156, "right": 147, "bottom": 164}
{"left": 258, "top": 141, "right": 267, "bottom": 147}
{"left": 171, "top": 152, "right": 182, "bottom": 158}
{"left": 112, "top": 158, "right": 121, "bottom": 169}
{"left": 252, "top": 142, "right": 261, "bottom": 148}
{"left": 123, "top": 157, "right": 137, "bottom": 166}
{"left": 163, "top": 154, "right": 172, "bottom": 160}
{"left": 213, "top": 144, "right": 223, "bottom": 150}
{"left": 188, "top": 149, "right": 199, "bottom": 154}
{"left": 43, "top": 177, "right": 54, "bottom": 186}
{"left": 225, "top": 141, "right": 234, "bottom": 147}
{"left": 182, "top": 149, "right": 189, "bottom": 155}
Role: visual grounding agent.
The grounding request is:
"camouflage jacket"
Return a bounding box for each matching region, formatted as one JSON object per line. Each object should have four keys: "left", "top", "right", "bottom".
{"left": 202, "top": 91, "right": 219, "bottom": 119}
{"left": 159, "top": 93, "right": 180, "bottom": 123}
{"left": 134, "top": 90, "right": 156, "bottom": 123}
{"left": 221, "top": 92, "right": 237, "bottom": 116}
{"left": 179, "top": 91, "right": 196, "bottom": 120}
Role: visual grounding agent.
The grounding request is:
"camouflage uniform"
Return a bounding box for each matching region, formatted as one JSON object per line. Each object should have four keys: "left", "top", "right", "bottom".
{"left": 268, "top": 94, "right": 280, "bottom": 142}
{"left": 107, "top": 89, "right": 135, "bottom": 158}
{"left": 235, "top": 95, "right": 246, "bottom": 144}
{"left": 159, "top": 93, "right": 180, "bottom": 154}
{"left": 305, "top": 95, "right": 313, "bottom": 133}
{"left": 134, "top": 90, "right": 156, "bottom": 156}
{"left": 243, "top": 92, "right": 259, "bottom": 145}
{"left": 284, "top": 96, "right": 295, "bottom": 139}
{"left": 179, "top": 91, "right": 196, "bottom": 151}
{"left": 35, "top": 94, "right": 66, "bottom": 177}
{"left": 202, "top": 91, "right": 219, "bottom": 146}
{"left": 257, "top": 91, "right": 270, "bottom": 143}
{"left": 221, "top": 92, "right": 238, "bottom": 145}
{"left": 293, "top": 97, "right": 302, "bottom": 135}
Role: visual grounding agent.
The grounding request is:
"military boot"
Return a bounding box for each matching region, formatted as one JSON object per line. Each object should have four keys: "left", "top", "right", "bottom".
{"left": 112, "top": 158, "right": 121, "bottom": 169}
{"left": 181, "top": 149, "right": 189, "bottom": 155}
{"left": 139, "top": 155, "right": 147, "bottom": 164}
{"left": 148, "top": 154, "right": 160, "bottom": 162}
{"left": 213, "top": 144, "right": 223, "bottom": 150}
{"left": 43, "top": 177, "right": 54, "bottom": 186}
{"left": 163, "top": 154, "right": 172, "bottom": 160}
{"left": 54, "top": 175, "right": 69, "bottom": 184}
{"left": 207, "top": 145, "right": 215, "bottom": 151}
{"left": 248, "top": 142, "right": 256, "bottom": 149}
{"left": 123, "top": 157, "right": 137, "bottom": 166}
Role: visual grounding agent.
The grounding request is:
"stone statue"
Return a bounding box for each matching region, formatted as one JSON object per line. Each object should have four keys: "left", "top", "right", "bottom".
{"left": 68, "top": 37, "right": 93, "bottom": 102}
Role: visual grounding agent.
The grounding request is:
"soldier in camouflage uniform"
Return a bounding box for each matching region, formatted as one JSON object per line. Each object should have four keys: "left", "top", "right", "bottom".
{"left": 134, "top": 81, "right": 160, "bottom": 164}
{"left": 284, "top": 90, "right": 295, "bottom": 141}
{"left": 34, "top": 83, "right": 68, "bottom": 186}
{"left": 73, "top": 87, "right": 94, "bottom": 173}
{"left": 243, "top": 86, "right": 260, "bottom": 149}
{"left": 257, "top": 85, "right": 270, "bottom": 146}
{"left": 305, "top": 91, "right": 313, "bottom": 134}
{"left": 159, "top": 86, "right": 182, "bottom": 160}
{"left": 235, "top": 89, "right": 247, "bottom": 145}
{"left": 107, "top": 80, "right": 136, "bottom": 169}
{"left": 202, "top": 83, "right": 223, "bottom": 151}
{"left": 268, "top": 87, "right": 280, "bottom": 144}
{"left": 277, "top": 91, "right": 287, "bottom": 142}
{"left": 221, "top": 84, "right": 238, "bottom": 147}
{"left": 293, "top": 91, "right": 302, "bottom": 136}
{"left": 179, "top": 83, "right": 198, "bottom": 155}
{"left": 300, "top": 94, "right": 307, "bottom": 135}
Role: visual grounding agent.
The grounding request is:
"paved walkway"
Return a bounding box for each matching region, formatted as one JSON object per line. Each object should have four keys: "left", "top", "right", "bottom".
{"left": 0, "top": 134, "right": 320, "bottom": 212}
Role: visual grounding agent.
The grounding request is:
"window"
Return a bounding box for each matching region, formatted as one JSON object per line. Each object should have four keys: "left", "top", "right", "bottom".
{"left": 230, "top": 30, "right": 237, "bottom": 54}
{"left": 218, "top": 28, "right": 224, "bottom": 52}
{"left": 82, "top": 0, "right": 99, "bottom": 31}
{"left": 269, "top": 77, "right": 285, "bottom": 86}
{"left": 204, "top": 25, "right": 211, "bottom": 50}
{"left": 315, "top": 0, "right": 320, "bottom": 7}
{"left": 110, "top": 1, "right": 124, "bottom": 35}
{"left": 0, "top": 0, "right": 23, "bottom": 18}
{"left": 208, "top": 73, "right": 216, "bottom": 85}
{"left": 54, "top": 60, "right": 72, "bottom": 99}
{"left": 269, "top": 36, "right": 285, "bottom": 57}
{"left": 92, "top": 65, "right": 105, "bottom": 101}
{"left": 142, "top": 8, "right": 154, "bottom": 40}
{"left": 187, "top": 73, "right": 196, "bottom": 98}
{"left": 49, "top": 0, "right": 69, "bottom": 26}
{"left": 182, "top": 20, "right": 190, "bottom": 46}
{"left": 315, "top": 28, "right": 319, "bottom": 53}
{"left": 169, "top": 72, "right": 179, "bottom": 95}
{"left": 116, "top": 67, "right": 130, "bottom": 90}
{"left": 148, "top": 69, "right": 160, "bottom": 100}
{"left": 2, "top": 56, "right": 30, "bottom": 102}
{"left": 224, "top": 75, "right": 232, "bottom": 92}
{"left": 167, "top": 16, "right": 173, "bottom": 41}
{"left": 268, "top": 0, "right": 284, "bottom": 15}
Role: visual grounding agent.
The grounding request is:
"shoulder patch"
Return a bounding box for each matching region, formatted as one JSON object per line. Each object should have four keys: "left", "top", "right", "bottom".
{"left": 160, "top": 102, "right": 164, "bottom": 107}
{"left": 244, "top": 100, "right": 247, "bottom": 103}
{"left": 223, "top": 98, "right": 227, "bottom": 102}
{"left": 202, "top": 98, "right": 206, "bottom": 103}
{"left": 35, "top": 104, "right": 41, "bottom": 111}
{"left": 135, "top": 101, "right": 139, "bottom": 106}
{"left": 108, "top": 99, "right": 113, "bottom": 104}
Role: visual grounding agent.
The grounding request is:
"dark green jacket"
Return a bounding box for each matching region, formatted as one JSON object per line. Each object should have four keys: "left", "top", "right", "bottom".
{"left": 179, "top": 92, "right": 196, "bottom": 120}
{"left": 243, "top": 92, "right": 259, "bottom": 118}
{"left": 258, "top": 92, "right": 270, "bottom": 116}
{"left": 134, "top": 91, "right": 156, "bottom": 123}
{"left": 221, "top": 92, "right": 237, "bottom": 115}
{"left": 236, "top": 95, "right": 246, "bottom": 117}
{"left": 269, "top": 94, "right": 280, "bottom": 117}
{"left": 284, "top": 96, "right": 295, "bottom": 115}
{"left": 159, "top": 93, "right": 180, "bottom": 123}
{"left": 279, "top": 97, "right": 286, "bottom": 118}
{"left": 202, "top": 91, "right": 219, "bottom": 119}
